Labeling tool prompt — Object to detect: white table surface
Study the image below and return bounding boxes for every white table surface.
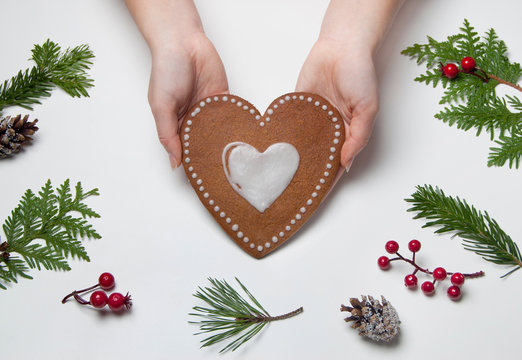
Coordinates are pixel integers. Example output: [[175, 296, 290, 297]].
[[1, 1, 521, 359]]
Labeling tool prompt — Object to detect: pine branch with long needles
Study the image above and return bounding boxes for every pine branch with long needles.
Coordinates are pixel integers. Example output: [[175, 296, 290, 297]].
[[402, 19, 522, 168], [405, 185, 522, 278], [189, 277, 303, 353], [0, 179, 101, 289], [0, 39, 94, 115]]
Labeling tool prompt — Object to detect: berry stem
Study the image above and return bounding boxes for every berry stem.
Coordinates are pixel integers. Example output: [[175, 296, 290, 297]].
[[465, 70, 489, 83], [73, 293, 90, 305], [389, 252, 484, 278], [61, 283, 99, 304]]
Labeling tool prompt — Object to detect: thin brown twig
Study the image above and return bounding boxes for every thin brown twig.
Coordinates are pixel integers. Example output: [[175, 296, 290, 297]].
[[487, 74, 522, 92]]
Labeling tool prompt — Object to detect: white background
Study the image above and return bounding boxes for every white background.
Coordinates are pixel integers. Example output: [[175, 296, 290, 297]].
[[1, 1, 521, 359]]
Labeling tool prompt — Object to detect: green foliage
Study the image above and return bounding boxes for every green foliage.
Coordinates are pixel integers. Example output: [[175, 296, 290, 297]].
[[190, 277, 303, 353], [402, 19, 522, 168], [406, 185, 522, 278], [0, 179, 101, 289], [0, 39, 94, 114]]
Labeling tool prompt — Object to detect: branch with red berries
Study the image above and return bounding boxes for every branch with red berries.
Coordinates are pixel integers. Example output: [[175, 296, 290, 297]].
[[62, 272, 132, 312], [378, 240, 484, 301], [402, 19, 522, 168]]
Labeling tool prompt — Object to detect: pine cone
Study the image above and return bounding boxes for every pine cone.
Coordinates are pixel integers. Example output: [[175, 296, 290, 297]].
[[341, 295, 400, 342], [0, 114, 39, 158]]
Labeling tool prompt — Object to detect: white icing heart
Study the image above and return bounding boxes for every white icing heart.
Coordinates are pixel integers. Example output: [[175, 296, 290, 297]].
[[222, 142, 300, 213]]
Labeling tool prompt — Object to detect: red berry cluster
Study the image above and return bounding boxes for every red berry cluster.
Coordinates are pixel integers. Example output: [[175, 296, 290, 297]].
[[62, 272, 132, 312], [378, 240, 484, 301], [440, 56, 488, 82]]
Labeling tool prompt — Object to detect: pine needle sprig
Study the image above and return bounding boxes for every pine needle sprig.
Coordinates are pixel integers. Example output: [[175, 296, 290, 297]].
[[0, 179, 101, 289], [406, 185, 522, 278], [401, 19, 522, 168], [0, 39, 94, 114], [190, 277, 303, 353]]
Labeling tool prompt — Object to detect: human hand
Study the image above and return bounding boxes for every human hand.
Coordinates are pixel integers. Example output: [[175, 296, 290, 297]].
[[296, 37, 378, 172], [149, 33, 228, 168]]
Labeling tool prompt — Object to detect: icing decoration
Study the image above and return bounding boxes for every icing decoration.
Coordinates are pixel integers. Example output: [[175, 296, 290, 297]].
[[222, 142, 300, 213]]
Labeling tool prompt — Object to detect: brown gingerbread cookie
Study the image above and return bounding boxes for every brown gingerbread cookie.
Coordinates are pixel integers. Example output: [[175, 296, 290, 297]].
[[180, 92, 345, 258]]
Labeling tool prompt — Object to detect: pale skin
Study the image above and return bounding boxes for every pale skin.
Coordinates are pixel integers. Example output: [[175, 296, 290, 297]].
[[125, 0, 403, 171]]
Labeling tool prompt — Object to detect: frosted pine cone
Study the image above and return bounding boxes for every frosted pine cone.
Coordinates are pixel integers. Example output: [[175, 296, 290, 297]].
[[0, 114, 38, 158], [341, 295, 400, 342]]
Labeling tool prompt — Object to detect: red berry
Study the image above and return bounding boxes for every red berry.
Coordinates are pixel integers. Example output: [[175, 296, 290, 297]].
[[442, 63, 459, 79], [447, 285, 462, 300], [89, 290, 108, 308], [404, 274, 418, 289], [98, 272, 115, 290], [433, 267, 447, 281], [408, 239, 421, 253], [451, 273, 465, 286], [385, 240, 399, 254], [421, 281, 435, 295], [461, 56, 476, 73], [108, 292, 132, 312], [378, 256, 390, 270]]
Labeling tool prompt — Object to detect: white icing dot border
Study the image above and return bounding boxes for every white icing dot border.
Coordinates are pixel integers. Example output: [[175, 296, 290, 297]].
[[182, 93, 343, 253]]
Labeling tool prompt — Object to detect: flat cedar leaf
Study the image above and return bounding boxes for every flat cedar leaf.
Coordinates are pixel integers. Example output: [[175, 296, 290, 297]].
[[435, 98, 521, 138], [402, 19, 522, 168], [0, 179, 100, 289], [488, 131, 522, 168]]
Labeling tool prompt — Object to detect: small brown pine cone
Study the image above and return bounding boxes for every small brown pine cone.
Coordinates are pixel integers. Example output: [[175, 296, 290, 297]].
[[0, 114, 39, 158], [341, 295, 400, 342]]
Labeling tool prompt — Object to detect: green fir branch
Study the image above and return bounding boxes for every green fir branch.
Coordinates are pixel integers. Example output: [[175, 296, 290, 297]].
[[0, 39, 94, 114], [405, 185, 522, 277], [0, 179, 101, 289], [190, 277, 303, 353], [402, 19, 522, 168]]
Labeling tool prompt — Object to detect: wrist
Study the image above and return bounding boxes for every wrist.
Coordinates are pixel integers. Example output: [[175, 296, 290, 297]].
[[149, 29, 206, 59], [126, 0, 205, 55], [313, 35, 374, 63], [319, 0, 404, 56]]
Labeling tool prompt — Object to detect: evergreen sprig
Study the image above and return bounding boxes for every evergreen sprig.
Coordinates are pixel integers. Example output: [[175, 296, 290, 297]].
[[0, 179, 101, 289], [402, 19, 522, 168], [190, 277, 303, 353], [0, 39, 94, 115], [406, 184, 522, 278]]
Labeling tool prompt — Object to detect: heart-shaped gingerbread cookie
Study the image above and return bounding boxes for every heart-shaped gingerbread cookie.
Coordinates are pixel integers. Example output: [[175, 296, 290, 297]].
[[181, 93, 345, 258]]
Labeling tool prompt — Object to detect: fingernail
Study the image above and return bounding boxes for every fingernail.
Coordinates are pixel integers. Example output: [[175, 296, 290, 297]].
[[345, 160, 353, 173], [169, 154, 179, 169]]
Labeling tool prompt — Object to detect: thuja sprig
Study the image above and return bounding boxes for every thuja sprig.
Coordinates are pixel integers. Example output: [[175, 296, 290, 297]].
[[405, 184, 522, 278], [189, 277, 303, 353], [0, 39, 94, 115], [401, 19, 522, 168], [0, 179, 101, 289]]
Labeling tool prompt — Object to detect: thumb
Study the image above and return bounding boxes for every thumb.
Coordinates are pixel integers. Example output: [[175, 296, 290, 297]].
[[340, 106, 377, 169], [149, 101, 183, 169]]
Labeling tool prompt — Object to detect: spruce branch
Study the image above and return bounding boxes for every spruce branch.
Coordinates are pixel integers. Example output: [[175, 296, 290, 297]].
[[405, 185, 522, 278], [0, 179, 101, 289], [189, 277, 303, 353], [402, 19, 522, 168], [0, 39, 94, 114]]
